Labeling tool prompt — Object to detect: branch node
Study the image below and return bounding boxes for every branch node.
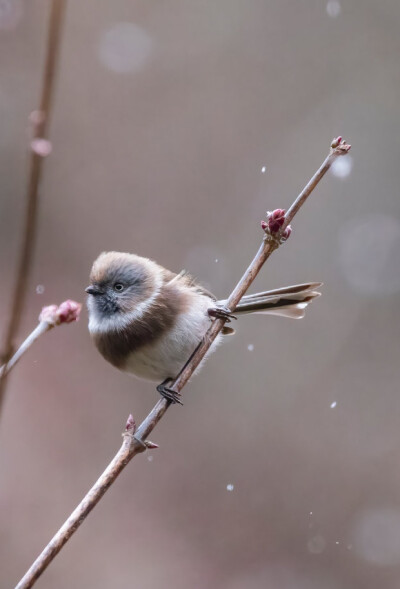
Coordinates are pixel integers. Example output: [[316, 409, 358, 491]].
[[132, 436, 148, 453]]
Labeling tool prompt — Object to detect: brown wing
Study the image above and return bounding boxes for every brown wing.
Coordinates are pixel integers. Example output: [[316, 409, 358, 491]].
[[163, 268, 234, 332], [164, 268, 216, 301]]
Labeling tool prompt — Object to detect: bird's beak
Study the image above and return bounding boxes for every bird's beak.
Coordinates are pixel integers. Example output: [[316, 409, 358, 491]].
[[85, 285, 103, 295]]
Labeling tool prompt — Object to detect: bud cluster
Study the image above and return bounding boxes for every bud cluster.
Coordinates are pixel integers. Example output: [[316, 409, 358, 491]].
[[261, 209, 292, 243]]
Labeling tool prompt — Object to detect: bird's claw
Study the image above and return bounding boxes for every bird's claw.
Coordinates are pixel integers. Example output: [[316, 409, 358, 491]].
[[208, 306, 237, 323], [156, 383, 183, 405]]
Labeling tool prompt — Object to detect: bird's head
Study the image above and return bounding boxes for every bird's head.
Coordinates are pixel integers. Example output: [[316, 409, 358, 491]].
[[86, 252, 162, 332]]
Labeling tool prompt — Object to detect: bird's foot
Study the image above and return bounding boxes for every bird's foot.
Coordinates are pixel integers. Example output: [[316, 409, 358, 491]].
[[208, 306, 237, 323], [156, 380, 183, 405]]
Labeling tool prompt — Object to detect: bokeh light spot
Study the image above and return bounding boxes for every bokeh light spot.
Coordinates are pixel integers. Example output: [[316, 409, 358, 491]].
[[330, 155, 353, 178], [98, 22, 153, 74], [326, 0, 341, 18], [339, 214, 400, 296], [352, 507, 400, 566], [0, 0, 23, 30]]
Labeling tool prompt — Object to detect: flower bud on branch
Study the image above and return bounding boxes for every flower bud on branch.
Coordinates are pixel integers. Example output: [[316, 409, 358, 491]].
[[39, 300, 81, 326], [261, 209, 292, 244]]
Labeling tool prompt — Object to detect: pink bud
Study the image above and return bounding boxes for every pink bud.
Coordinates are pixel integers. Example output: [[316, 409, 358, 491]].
[[281, 225, 292, 241], [56, 300, 82, 324], [270, 208, 286, 220], [261, 220, 268, 231], [331, 136, 343, 148], [31, 138, 52, 157], [125, 414, 136, 432], [268, 209, 286, 233], [39, 300, 82, 326]]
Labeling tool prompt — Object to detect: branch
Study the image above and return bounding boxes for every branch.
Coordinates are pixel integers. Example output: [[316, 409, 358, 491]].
[[0, 301, 81, 379], [0, 0, 67, 417], [15, 137, 351, 589]]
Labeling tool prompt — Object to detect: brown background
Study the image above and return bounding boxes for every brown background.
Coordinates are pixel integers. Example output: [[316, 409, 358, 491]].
[[1, 1, 400, 587]]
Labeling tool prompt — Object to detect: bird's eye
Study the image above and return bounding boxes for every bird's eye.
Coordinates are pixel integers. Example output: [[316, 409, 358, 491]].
[[113, 283, 124, 292]]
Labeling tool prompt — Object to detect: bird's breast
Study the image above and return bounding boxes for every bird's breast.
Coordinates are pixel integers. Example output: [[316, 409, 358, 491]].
[[123, 293, 218, 381], [90, 286, 220, 382]]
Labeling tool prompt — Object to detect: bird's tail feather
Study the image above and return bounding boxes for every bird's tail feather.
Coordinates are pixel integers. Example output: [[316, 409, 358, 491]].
[[218, 282, 322, 321]]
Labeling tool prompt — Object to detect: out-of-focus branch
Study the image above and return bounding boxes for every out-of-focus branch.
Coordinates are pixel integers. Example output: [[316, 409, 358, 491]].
[[0, 0, 67, 416], [15, 137, 351, 589], [0, 301, 81, 379]]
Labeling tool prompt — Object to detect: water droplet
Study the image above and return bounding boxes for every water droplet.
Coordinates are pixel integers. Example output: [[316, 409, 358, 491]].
[[147, 455, 153, 462], [261, 166, 267, 174], [326, 0, 341, 17], [215, 259, 219, 263], [98, 22, 153, 74], [36, 285, 45, 295], [330, 155, 353, 178], [330, 401, 337, 409], [309, 511, 313, 516], [335, 541, 340, 545], [247, 344, 254, 352], [226, 483, 234, 491]]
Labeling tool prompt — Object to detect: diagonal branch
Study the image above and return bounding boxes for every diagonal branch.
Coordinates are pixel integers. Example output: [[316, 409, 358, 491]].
[[15, 137, 351, 589], [0, 0, 67, 418]]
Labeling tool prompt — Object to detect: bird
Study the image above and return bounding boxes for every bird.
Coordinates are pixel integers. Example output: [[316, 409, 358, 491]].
[[86, 251, 321, 404]]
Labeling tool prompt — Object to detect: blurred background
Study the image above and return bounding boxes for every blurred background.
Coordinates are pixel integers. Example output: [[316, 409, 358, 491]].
[[1, 0, 400, 587]]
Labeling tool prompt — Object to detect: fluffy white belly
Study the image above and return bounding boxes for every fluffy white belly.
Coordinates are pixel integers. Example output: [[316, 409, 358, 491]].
[[124, 296, 222, 382]]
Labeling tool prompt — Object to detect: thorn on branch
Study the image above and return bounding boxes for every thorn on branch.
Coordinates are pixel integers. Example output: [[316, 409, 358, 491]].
[[144, 440, 159, 449], [39, 300, 82, 326]]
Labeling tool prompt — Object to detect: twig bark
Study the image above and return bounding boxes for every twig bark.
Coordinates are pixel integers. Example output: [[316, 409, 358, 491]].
[[0, 0, 67, 417], [15, 138, 351, 589]]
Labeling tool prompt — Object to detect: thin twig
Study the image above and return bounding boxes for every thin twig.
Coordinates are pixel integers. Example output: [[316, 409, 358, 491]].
[[15, 137, 351, 589], [0, 301, 81, 379], [0, 322, 50, 379], [0, 0, 67, 417]]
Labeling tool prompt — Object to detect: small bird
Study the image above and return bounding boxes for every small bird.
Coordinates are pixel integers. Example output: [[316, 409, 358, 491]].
[[86, 251, 321, 403]]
